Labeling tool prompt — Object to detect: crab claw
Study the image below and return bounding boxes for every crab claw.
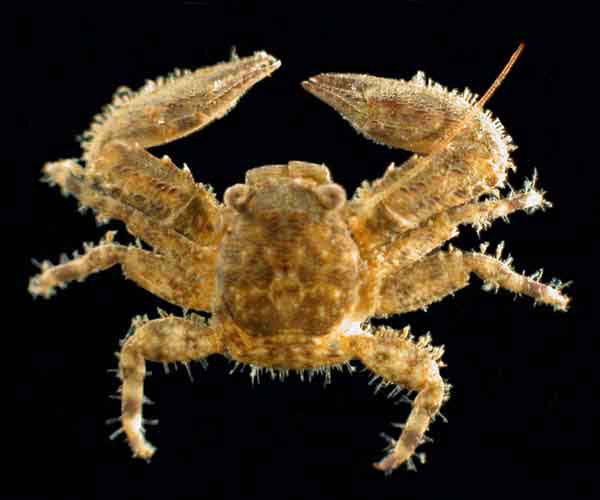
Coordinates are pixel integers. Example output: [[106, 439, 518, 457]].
[[303, 72, 465, 154], [302, 73, 370, 127], [84, 51, 282, 163]]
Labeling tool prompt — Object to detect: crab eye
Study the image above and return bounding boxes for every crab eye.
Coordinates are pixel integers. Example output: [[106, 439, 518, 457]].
[[315, 184, 346, 210], [224, 184, 251, 211]]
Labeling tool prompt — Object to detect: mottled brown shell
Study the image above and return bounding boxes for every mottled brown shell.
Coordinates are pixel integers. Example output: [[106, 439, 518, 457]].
[[217, 162, 360, 339]]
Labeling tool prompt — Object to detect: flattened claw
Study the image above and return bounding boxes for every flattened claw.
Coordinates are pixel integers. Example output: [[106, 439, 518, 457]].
[[84, 51, 281, 162], [303, 72, 473, 154]]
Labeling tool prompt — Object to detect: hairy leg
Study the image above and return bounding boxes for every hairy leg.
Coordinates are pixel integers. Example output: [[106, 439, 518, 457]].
[[42, 160, 216, 271], [343, 326, 447, 472], [117, 315, 224, 459], [88, 140, 222, 246], [377, 246, 570, 316], [29, 232, 216, 311], [378, 180, 548, 268]]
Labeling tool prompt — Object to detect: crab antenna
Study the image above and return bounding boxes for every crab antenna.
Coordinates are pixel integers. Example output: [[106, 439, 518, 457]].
[[476, 41, 525, 110]]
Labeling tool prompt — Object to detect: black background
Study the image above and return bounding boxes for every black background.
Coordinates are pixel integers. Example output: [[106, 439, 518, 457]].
[[8, 3, 594, 500]]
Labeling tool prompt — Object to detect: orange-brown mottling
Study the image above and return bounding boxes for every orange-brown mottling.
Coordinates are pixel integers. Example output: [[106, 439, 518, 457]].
[[30, 47, 570, 473], [218, 174, 360, 339]]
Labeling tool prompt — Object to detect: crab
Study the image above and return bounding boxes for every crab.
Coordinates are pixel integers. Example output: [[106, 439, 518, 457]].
[[29, 47, 570, 473]]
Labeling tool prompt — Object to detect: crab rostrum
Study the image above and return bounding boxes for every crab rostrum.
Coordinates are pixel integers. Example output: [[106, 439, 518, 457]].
[[29, 49, 570, 473]]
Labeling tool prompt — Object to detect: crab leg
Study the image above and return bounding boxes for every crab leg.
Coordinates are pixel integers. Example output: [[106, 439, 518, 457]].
[[117, 316, 224, 459], [46, 139, 223, 246], [377, 182, 548, 268], [345, 326, 447, 472], [29, 232, 216, 311], [42, 160, 215, 269], [88, 140, 222, 246], [377, 246, 570, 316]]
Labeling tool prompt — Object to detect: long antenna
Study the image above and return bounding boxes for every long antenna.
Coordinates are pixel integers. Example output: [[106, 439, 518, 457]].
[[476, 41, 525, 110]]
